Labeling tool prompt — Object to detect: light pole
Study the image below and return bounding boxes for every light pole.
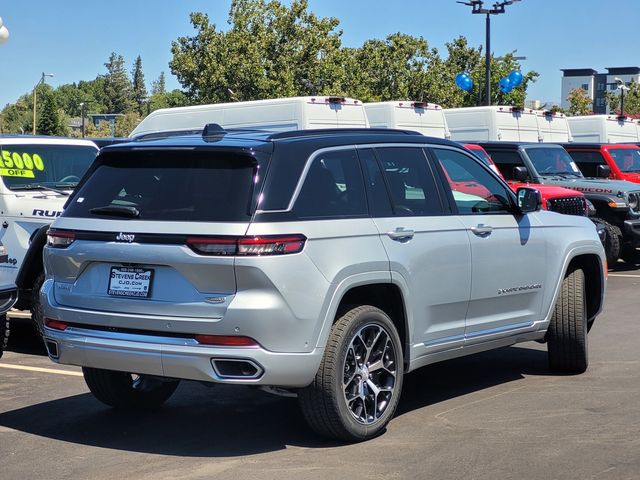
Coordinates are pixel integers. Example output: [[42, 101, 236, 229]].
[[457, 0, 521, 106], [32, 72, 54, 135], [79, 102, 87, 138], [615, 77, 629, 118]]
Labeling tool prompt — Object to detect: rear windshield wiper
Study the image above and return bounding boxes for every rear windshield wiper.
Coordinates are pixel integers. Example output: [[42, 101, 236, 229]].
[[89, 205, 140, 218], [12, 184, 70, 196]]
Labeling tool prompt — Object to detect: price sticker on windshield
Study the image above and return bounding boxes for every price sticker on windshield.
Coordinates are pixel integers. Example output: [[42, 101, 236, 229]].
[[0, 150, 45, 178], [570, 161, 580, 173]]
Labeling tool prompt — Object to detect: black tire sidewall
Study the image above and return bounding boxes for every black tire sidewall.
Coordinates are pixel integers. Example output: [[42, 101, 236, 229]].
[[331, 307, 404, 439]]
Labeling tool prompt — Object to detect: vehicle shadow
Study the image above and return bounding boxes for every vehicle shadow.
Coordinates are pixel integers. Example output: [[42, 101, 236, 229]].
[[6, 316, 47, 356], [0, 344, 550, 456]]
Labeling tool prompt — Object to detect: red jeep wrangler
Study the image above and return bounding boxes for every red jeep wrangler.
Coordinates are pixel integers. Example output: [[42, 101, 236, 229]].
[[563, 143, 640, 183]]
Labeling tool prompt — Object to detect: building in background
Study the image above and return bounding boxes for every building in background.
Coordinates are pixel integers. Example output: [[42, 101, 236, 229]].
[[561, 67, 640, 114]]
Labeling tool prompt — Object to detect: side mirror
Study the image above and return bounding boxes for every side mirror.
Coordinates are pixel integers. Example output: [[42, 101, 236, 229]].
[[516, 187, 542, 214], [513, 166, 529, 182], [597, 164, 611, 178]]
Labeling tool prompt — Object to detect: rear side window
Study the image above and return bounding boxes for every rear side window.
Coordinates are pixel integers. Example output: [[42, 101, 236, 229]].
[[566, 151, 606, 177], [293, 148, 367, 218], [484, 149, 525, 180], [64, 150, 259, 222], [373, 147, 443, 216]]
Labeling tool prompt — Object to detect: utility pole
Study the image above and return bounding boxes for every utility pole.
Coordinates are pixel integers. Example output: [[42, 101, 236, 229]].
[[457, 0, 522, 106]]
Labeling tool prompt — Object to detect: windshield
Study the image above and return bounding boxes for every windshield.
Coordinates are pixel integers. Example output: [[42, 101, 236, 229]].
[[608, 148, 640, 173], [526, 147, 582, 177], [0, 144, 98, 191]]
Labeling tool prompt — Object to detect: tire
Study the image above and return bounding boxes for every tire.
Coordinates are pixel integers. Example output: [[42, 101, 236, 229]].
[[298, 305, 404, 442], [547, 268, 588, 374], [82, 367, 179, 409], [594, 218, 621, 265], [30, 271, 45, 339], [0, 314, 9, 359]]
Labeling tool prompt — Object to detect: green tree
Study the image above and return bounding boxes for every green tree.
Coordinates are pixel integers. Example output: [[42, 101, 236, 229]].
[[131, 55, 148, 116], [37, 90, 68, 136], [148, 89, 189, 112], [102, 52, 133, 113], [170, 1, 344, 103], [115, 111, 141, 136], [567, 87, 593, 116], [606, 80, 640, 116], [151, 72, 166, 95]]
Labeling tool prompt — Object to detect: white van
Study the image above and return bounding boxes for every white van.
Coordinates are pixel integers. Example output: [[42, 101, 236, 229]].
[[567, 115, 640, 143], [130, 96, 369, 138], [535, 110, 572, 143], [0, 136, 99, 328], [364, 101, 450, 138], [443, 106, 540, 142]]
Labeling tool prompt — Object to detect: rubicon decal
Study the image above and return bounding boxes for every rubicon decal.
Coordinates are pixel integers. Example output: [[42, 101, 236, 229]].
[[32, 209, 62, 217], [498, 284, 542, 295], [573, 187, 614, 194], [115, 232, 136, 243]]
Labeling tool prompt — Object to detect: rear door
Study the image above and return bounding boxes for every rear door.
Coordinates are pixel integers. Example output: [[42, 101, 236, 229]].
[[430, 147, 548, 342], [359, 146, 472, 356]]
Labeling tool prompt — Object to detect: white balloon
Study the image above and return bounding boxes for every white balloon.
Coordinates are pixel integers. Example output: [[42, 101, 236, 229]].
[[0, 26, 9, 45], [0, 16, 3, 28]]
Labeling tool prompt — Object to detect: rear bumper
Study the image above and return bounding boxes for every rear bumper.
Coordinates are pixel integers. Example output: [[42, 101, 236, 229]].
[[0, 286, 18, 314], [43, 326, 323, 388]]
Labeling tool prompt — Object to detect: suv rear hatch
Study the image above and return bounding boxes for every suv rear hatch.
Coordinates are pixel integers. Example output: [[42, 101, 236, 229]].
[[46, 146, 268, 321]]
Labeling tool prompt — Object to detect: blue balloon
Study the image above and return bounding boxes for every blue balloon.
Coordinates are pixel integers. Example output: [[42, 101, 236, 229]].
[[508, 70, 523, 88], [499, 77, 513, 94], [455, 72, 473, 92]]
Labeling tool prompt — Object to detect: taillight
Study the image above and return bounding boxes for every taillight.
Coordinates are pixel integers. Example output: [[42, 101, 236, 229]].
[[44, 318, 68, 331], [194, 335, 259, 347], [187, 234, 306, 256], [47, 229, 75, 248]]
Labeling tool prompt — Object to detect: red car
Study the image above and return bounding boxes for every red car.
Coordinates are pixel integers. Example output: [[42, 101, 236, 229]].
[[563, 143, 640, 183]]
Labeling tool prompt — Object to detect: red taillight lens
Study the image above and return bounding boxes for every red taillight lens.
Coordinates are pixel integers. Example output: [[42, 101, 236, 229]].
[[187, 234, 306, 256], [194, 335, 259, 347], [47, 229, 75, 248], [44, 318, 68, 331]]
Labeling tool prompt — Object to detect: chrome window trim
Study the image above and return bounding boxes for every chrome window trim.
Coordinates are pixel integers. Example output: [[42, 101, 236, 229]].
[[256, 142, 453, 214]]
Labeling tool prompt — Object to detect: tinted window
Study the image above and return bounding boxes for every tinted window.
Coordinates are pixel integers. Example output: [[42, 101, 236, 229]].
[[64, 150, 259, 222], [608, 148, 640, 173], [566, 150, 606, 177], [0, 144, 97, 190], [484, 149, 525, 180], [432, 148, 513, 215], [358, 148, 393, 217], [374, 147, 442, 216], [293, 148, 367, 218]]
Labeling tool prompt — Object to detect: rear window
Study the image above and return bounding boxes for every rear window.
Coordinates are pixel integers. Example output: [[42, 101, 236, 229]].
[[0, 144, 98, 190], [64, 150, 260, 222]]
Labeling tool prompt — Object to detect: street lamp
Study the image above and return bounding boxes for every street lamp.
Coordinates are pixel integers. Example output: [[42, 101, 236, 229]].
[[615, 77, 629, 118], [457, 0, 522, 106], [79, 102, 87, 138], [32, 72, 54, 135]]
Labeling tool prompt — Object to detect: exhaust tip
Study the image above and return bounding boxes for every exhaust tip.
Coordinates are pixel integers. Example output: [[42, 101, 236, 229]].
[[45, 340, 59, 359], [211, 359, 263, 380]]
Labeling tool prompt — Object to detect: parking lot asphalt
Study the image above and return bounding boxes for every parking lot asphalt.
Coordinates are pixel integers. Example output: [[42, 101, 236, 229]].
[[1, 272, 640, 480]]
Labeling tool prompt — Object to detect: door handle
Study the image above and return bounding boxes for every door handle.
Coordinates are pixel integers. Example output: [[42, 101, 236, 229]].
[[387, 227, 415, 242], [470, 224, 493, 237]]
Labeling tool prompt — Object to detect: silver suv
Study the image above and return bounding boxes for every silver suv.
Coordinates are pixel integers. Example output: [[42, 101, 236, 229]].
[[41, 127, 606, 441]]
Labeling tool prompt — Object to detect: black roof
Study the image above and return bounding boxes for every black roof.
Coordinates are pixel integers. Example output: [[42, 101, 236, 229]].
[[561, 68, 597, 77], [561, 142, 640, 149], [102, 128, 459, 154], [473, 141, 565, 149]]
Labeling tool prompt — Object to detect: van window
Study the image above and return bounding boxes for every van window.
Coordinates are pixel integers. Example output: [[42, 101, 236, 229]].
[[432, 148, 513, 215], [64, 150, 260, 222], [373, 147, 443, 216], [293, 148, 367, 219]]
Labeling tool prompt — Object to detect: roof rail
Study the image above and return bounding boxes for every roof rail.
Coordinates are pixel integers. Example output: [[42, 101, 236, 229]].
[[267, 128, 423, 140]]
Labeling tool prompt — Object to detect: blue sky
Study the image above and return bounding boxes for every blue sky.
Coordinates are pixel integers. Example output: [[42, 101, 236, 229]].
[[1, 0, 639, 108]]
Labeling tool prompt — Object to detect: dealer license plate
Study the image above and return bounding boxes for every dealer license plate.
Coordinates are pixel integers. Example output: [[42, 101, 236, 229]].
[[108, 267, 154, 298]]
